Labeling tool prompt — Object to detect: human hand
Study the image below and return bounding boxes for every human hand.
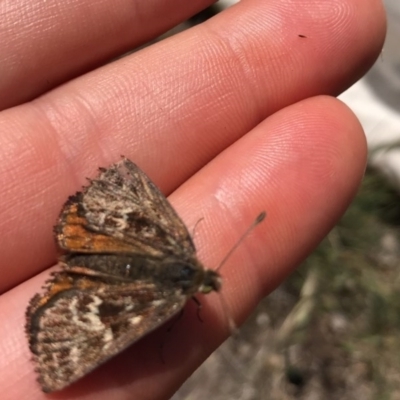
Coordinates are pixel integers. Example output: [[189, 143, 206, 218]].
[[0, 0, 385, 399]]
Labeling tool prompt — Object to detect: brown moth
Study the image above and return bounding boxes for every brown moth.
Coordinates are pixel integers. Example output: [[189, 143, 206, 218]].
[[25, 157, 264, 392]]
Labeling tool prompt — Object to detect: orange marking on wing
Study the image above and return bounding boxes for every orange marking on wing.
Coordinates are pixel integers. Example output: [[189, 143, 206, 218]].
[[56, 203, 133, 253], [36, 274, 73, 308]]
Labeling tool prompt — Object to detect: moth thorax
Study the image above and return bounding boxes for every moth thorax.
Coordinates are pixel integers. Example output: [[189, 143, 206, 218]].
[[200, 269, 222, 294]]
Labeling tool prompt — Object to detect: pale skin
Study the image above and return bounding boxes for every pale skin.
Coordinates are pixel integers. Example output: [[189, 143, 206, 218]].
[[0, 0, 386, 399]]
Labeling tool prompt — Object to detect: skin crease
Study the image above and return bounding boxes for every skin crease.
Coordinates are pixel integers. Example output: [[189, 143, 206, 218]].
[[0, 0, 386, 399]]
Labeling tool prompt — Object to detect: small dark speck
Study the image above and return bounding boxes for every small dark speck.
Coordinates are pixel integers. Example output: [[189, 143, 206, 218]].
[[298, 34, 307, 38]]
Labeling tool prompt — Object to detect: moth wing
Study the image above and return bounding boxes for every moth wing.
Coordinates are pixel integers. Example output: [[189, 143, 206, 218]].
[[26, 274, 186, 393], [55, 158, 195, 258]]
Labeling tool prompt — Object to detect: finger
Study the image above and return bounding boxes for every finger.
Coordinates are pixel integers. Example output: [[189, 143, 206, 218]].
[[0, 0, 384, 290], [0, 0, 216, 109], [171, 97, 367, 325], [0, 97, 366, 399]]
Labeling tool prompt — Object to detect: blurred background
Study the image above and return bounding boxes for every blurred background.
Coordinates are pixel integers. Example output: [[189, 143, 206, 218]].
[[162, 1, 400, 398]]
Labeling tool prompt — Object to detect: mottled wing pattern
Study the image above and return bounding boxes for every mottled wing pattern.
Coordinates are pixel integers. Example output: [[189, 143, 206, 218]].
[[27, 272, 186, 393], [56, 158, 195, 258], [26, 158, 222, 393]]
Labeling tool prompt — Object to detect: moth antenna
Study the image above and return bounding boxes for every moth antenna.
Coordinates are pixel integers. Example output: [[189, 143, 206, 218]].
[[216, 211, 266, 272], [191, 217, 204, 241], [214, 212, 266, 336]]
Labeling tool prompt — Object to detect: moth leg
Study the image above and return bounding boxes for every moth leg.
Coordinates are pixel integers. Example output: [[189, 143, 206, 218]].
[[158, 309, 186, 364], [191, 296, 203, 323]]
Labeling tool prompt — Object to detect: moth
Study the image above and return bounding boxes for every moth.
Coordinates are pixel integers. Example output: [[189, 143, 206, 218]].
[[25, 157, 264, 392]]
